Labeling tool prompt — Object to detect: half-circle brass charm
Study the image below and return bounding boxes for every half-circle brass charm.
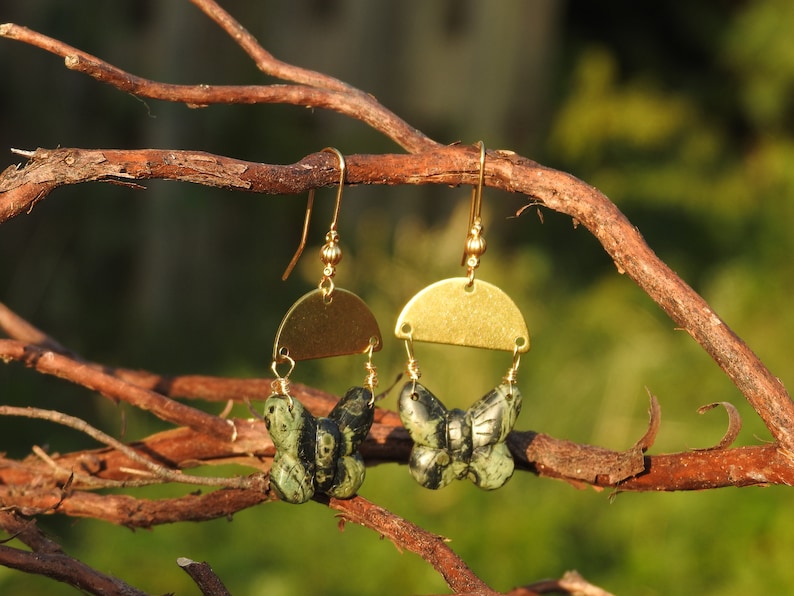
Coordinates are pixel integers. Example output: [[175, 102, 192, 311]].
[[394, 277, 529, 353], [274, 288, 382, 362]]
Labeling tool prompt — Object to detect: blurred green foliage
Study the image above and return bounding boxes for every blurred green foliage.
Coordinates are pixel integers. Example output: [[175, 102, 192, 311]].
[[2, 1, 794, 594]]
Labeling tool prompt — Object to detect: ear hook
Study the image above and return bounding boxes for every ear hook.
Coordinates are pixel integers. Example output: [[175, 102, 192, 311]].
[[462, 141, 488, 285], [468, 140, 486, 234], [281, 147, 346, 281]]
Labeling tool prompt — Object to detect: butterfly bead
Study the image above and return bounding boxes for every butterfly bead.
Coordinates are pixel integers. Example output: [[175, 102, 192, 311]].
[[264, 386, 374, 504], [398, 381, 522, 490]]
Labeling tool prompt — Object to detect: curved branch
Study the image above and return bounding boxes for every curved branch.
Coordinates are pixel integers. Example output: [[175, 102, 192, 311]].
[[0, 512, 147, 595], [327, 495, 495, 595], [0, 545, 148, 596], [178, 557, 231, 596], [188, 0, 357, 93], [0, 22, 437, 153], [512, 434, 794, 491], [0, 405, 256, 489], [0, 339, 235, 441], [0, 479, 273, 529], [3, 308, 785, 493]]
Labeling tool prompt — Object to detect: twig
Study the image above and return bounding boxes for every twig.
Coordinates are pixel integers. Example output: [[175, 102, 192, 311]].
[[0, 302, 72, 355], [2, 487, 272, 528], [177, 557, 232, 596], [516, 570, 615, 595], [0, 339, 236, 441], [0, 21, 437, 153], [326, 495, 496, 595], [0, 405, 252, 489], [188, 0, 354, 92], [0, 545, 150, 595], [0, 511, 63, 554], [0, 511, 148, 595]]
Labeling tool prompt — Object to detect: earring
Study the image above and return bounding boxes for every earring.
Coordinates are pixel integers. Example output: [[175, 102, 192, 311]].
[[264, 148, 382, 504], [395, 141, 530, 491]]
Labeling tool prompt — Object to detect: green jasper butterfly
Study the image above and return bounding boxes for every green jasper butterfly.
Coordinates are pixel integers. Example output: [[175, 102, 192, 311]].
[[264, 386, 374, 504], [398, 381, 522, 490]]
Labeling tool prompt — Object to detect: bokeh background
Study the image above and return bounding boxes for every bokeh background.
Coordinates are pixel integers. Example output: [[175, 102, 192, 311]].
[[2, 1, 794, 594]]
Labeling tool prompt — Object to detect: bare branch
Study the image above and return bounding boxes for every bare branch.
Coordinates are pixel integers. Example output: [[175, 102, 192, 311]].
[[516, 570, 616, 596], [177, 557, 232, 596], [0, 512, 147, 595], [0, 405, 255, 489], [188, 0, 354, 92], [0, 302, 73, 355], [327, 495, 496, 595], [0, 22, 437, 153], [0, 546, 149, 596], [0, 339, 235, 441]]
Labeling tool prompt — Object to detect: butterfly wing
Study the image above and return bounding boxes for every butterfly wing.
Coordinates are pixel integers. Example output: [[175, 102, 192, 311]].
[[409, 444, 465, 489], [314, 417, 341, 493], [398, 382, 448, 448], [466, 383, 522, 490], [469, 383, 522, 448], [325, 453, 366, 499], [263, 395, 317, 504], [319, 386, 375, 498], [328, 386, 375, 455], [467, 442, 515, 490], [399, 382, 459, 489]]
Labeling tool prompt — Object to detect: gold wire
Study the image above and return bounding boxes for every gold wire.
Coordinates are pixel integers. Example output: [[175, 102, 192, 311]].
[[402, 333, 422, 396], [503, 343, 522, 397], [281, 147, 346, 284], [270, 353, 296, 408], [463, 141, 487, 285], [363, 340, 379, 405]]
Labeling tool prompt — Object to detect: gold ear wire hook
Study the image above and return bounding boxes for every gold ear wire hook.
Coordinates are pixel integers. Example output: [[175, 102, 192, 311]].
[[325, 147, 345, 234], [281, 189, 315, 281], [468, 140, 486, 232], [281, 147, 347, 282], [462, 141, 488, 284]]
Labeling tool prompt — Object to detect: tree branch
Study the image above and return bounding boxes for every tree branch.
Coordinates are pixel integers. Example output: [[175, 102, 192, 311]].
[[3, 146, 791, 457], [1, 333, 792, 498], [0, 512, 148, 595], [0, 22, 436, 153], [0, 338, 235, 441], [177, 557, 232, 596], [327, 495, 495, 595]]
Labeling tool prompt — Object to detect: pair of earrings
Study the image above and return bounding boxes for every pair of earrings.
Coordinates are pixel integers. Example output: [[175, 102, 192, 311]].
[[264, 143, 529, 504]]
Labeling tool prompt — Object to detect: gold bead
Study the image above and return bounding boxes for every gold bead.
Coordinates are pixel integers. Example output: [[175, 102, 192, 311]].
[[465, 233, 487, 258], [320, 242, 343, 266]]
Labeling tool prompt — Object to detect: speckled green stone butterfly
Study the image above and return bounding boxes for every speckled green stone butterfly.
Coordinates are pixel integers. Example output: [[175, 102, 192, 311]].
[[264, 386, 374, 504], [398, 381, 522, 490]]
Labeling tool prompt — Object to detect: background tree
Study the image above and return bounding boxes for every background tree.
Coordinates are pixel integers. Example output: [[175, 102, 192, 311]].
[[2, 1, 794, 594]]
